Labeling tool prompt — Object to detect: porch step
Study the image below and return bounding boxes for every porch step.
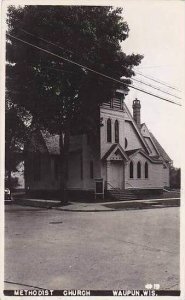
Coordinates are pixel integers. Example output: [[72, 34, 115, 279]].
[[107, 188, 173, 201], [107, 189, 138, 201]]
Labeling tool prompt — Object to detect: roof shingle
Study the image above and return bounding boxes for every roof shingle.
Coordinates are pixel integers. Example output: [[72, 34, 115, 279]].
[[41, 131, 60, 155], [149, 132, 172, 163]]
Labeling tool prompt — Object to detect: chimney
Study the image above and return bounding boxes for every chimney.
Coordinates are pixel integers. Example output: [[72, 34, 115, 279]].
[[132, 98, 141, 127]]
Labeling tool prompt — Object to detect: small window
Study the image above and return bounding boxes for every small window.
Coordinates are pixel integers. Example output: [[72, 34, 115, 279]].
[[90, 161, 94, 179], [137, 161, 141, 179], [115, 120, 119, 143], [130, 161, 134, 178], [145, 162, 148, 178], [125, 138, 128, 149], [107, 119, 112, 143]]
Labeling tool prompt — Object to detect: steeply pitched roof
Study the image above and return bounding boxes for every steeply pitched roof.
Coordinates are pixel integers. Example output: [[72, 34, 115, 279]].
[[26, 130, 48, 153], [29, 130, 82, 155], [149, 132, 172, 163], [127, 148, 163, 164], [41, 131, 60, 155], [140, 122, 171, 163], [123, 104, 151, 155]]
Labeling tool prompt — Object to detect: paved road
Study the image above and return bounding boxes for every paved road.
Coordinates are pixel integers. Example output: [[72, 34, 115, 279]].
[[4, 204, 180, 290]]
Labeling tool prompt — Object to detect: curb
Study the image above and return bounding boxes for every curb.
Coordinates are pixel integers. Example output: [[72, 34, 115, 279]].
[[55, 208, 114, 212], [13, 197, 180, 212]]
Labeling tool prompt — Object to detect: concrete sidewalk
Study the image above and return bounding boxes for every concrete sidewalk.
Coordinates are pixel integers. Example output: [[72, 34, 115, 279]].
[[57, 198, 180, 212], [14, 198, 113, 211], [14, 197, 180, 212]]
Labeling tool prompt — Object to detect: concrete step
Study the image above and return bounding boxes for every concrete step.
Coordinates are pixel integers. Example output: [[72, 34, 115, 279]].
[[108, 190, 138, 201], [108, 189, 180, 201], [110, 194, 137, 199]]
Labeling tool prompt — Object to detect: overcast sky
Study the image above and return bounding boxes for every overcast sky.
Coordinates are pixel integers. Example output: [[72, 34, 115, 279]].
[[121, 0, 184, 168]]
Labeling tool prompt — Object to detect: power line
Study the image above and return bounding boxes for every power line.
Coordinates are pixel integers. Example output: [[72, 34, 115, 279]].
[[30, 64, 181, 105], [131, 84, 181, 106], [124, 76, 181, 100], [21, 28, 182, 98], [135, 71, 181, 92], [6, 33, 182, 107]]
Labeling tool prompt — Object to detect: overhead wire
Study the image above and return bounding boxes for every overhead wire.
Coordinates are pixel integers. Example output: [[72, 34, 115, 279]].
[[123, 76, 181, 100], [21, 28, 182, 99], [135, 70, 181, 92], [6, 33, 182, 107]]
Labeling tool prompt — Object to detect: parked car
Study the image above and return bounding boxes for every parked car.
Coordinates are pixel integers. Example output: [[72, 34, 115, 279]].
[[4, 187, 13, 203]]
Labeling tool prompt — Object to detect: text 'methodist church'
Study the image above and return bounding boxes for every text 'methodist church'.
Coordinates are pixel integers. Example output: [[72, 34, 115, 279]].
[[25, 89, 172, 199]]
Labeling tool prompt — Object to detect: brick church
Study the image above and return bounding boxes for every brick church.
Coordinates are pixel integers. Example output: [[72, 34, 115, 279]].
[[25, 90, 172, 198]]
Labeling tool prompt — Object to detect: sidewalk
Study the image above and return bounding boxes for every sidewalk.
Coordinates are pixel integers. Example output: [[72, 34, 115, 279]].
[[57, 198, 180, 212], [14, 197, 180, 212]]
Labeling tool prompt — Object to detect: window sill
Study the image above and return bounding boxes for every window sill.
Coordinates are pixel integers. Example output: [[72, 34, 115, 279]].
[[128, 178, 149, 180]]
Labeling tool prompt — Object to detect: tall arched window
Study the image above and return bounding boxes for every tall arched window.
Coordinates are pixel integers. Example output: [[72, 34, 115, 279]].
[[145, 162, 148, 178], [130, 161, 134, 178], [115, 120, 119, 143], [125, 138, 128, 149], [137, 161, 141, 178], [107, 119, 112, 143]]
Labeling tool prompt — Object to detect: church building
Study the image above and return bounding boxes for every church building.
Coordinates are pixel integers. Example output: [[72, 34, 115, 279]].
[[25, 90, 172, 199]]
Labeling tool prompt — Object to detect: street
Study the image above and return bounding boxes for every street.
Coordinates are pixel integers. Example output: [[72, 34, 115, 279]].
[[4, 204, 180, 291]]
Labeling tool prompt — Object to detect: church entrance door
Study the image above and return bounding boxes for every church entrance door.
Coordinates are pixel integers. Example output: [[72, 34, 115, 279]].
[[109, 161, 124, 189]]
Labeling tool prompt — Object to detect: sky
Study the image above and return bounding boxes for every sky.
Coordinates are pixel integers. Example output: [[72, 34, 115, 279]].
[[120, 0, 185, 168]]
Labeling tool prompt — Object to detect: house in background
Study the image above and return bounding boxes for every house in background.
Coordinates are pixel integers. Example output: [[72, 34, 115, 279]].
[[25, 91, 172, 199], [11, 161, 25, 190]]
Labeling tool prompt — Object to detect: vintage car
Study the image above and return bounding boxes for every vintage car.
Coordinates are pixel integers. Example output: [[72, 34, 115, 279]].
[[4, 187, 13, 203]]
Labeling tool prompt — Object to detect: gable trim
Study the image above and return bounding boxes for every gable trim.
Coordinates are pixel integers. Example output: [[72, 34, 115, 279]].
[[102, 144, 129, 161], [128, 149, 163, 164], [141, 123, 161, 156], [149, 131, 172, 163]]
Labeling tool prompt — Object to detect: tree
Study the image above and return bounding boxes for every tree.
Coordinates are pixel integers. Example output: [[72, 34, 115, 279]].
[[6, 5, 143, 202], [170, 167, 181, 189], [5, 99, 31, 191]]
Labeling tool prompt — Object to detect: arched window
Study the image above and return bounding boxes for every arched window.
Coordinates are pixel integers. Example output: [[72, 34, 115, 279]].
[[125, 138, 128, 149], [130, 161, 134, 178], [137, 161, 141, 178], [107, 119, 112, 143], [145, 162, 148, 178], [115, 120, 119, 143]]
